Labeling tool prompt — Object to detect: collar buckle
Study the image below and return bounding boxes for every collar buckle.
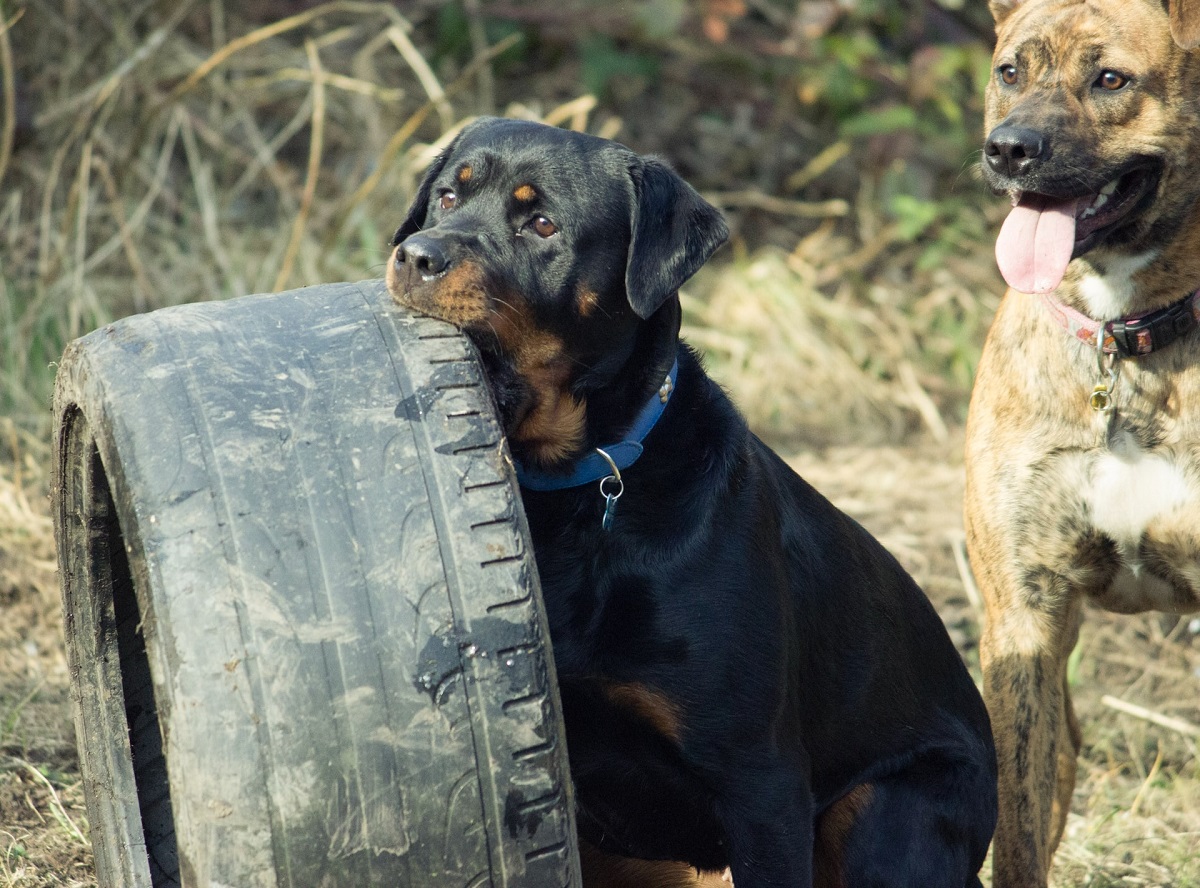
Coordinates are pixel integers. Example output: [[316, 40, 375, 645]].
[[1108, 297, 1198, 357]]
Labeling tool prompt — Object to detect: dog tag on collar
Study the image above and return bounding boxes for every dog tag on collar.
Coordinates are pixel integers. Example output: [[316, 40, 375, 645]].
[[1089, 383, 1113, 412], [599, 474, 623, 531]]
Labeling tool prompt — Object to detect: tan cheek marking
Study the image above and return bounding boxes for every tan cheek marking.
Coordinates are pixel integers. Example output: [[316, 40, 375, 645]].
[[514, 397, 587, 466], [601, 681, 685, 744], [513, 184, 537, 202], [488, 305, 587, 465], [457, 164, 472, 183], [576, 285, 600, 318], [511, 342, 587, 466], [386, 256, 490, 326]]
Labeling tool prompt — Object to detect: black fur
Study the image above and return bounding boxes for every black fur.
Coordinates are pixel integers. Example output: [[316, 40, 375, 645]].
[[388, 118, 998, 887]]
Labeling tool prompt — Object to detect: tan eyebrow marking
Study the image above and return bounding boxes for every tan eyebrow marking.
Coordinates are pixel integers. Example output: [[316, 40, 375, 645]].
[[513, 184, 537, 202], [457, 165, 473, 183]]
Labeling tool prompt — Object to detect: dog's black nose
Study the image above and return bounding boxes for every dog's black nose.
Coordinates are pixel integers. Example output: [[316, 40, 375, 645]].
[[396, 236, 450, 277], [984, 125, 1048, 178]]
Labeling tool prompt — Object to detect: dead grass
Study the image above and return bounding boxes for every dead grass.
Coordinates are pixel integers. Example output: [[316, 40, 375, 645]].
[[0, 422, 89, 888], [1, 1, 1198, 885], [683, 237, 1002, 448]]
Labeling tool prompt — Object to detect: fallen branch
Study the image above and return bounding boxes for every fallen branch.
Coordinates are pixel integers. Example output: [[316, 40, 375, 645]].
[[704, 189, 850, 219], [1100, 695, 1200, 740]]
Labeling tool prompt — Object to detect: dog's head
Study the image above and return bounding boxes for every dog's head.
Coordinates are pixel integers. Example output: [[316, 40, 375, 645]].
[[387, 117, 728, 469], [981, 0, 1200, 294]]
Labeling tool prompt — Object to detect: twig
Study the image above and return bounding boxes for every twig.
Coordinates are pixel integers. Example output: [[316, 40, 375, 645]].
[[949, 531, 983, 617], [705, 189, 850, 219], [92, 157, 154, 312], [322, 31, 523, 248], [274, 39, 326, 292], [1128, 740, 1163, 817], [226, 92, 310, 210], [179, 111, 237, 291], [72, 140, 94, 304], [815, 222, 901, 288], [0, 7, 21, 190], [241, 68, 405, 100], [897, 360, 948, 442], [784, 140, 850, 192], [462, 0, 495, 114], [36, 0, 197, 126], [69, 113, 182, 281], [1101, 695, 1200, 739], [543, 95, 597, 131], [164, 0, 390, 106], [4, 758, 88, 846], [386, 24, 454, 131]]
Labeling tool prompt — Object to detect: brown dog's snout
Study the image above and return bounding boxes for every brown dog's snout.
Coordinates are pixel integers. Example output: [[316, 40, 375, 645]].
[[984, 124, 1048, 179], [395, 234, 451, 279]]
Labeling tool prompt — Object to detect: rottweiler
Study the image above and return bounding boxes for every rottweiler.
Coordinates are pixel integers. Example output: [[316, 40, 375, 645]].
[[388, 117, 997, 888], [966, 0, 1200, 884]]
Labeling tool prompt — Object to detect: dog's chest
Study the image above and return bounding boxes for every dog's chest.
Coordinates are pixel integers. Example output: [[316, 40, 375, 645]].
[[1087, 447, 1190, 544], [1066, 429, 1199, 612]]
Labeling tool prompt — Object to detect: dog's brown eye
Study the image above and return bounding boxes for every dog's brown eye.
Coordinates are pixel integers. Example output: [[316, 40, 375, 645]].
[[999, 64, 1018, 85], [532, 216, 558, 238], [439, 191, 457, 211], [1097, 70, 1127, 90]]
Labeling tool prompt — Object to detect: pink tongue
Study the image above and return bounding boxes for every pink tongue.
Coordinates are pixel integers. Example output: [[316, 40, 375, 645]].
[[995, 194, 1081, 294]]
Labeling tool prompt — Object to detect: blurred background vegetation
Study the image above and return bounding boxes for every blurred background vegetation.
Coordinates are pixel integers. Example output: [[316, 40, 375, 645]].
[[0, 0, 1008, 462]]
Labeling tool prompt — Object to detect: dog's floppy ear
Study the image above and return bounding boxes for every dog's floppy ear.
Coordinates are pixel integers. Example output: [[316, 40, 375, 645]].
[[1168, 0, 1200, 48], [388, 133, 462, 248], [625, 157, 729, 320]]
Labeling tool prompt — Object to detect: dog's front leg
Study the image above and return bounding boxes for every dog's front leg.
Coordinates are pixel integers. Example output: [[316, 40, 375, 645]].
[[717, 755, 814, 888], [979, 593, 1083, 888]]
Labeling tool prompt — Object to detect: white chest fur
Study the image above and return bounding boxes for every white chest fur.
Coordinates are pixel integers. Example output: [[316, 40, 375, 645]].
[[1084, 439, 1195, 611], [1077, 250, 1157, 319], [1089, 450, 1191, 545]]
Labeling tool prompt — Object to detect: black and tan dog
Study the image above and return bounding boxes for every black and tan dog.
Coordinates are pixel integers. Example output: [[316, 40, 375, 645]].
[[389, 117, 996, 887], [966, 0, 1200, 884]]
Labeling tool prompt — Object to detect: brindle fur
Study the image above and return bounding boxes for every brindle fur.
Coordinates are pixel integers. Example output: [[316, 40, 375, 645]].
[[966, 0, 1200, 884]]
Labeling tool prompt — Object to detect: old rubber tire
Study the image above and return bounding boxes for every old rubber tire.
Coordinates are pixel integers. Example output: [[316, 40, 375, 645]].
[[51, 280, 581, 888]]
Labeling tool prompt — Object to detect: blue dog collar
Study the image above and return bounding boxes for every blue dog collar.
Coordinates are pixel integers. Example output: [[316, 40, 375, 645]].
[[515, 358, 679, 492]]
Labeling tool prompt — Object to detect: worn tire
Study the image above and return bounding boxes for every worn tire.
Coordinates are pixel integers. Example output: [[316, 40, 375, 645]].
[[51, 279, 580, 888]]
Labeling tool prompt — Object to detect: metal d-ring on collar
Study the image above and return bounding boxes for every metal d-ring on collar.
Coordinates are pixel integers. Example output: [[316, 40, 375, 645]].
[[514, 357, 679, 531], [594, 446, 624, 531], [1089, 329, 1120, 413]]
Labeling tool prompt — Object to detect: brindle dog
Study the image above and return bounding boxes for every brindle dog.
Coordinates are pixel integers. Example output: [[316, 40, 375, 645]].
[[966, 0, 1200, 884]]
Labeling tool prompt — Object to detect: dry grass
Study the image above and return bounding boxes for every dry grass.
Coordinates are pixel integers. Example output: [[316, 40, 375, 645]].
[[1, 0, 589, 447], [683, 236, 1002, 447], [0, 420, 89, 888], [1, 1, 1198, 885]]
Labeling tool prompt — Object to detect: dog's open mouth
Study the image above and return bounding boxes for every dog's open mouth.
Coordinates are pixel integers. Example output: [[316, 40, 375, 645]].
[[995, 165, 1160, 294]]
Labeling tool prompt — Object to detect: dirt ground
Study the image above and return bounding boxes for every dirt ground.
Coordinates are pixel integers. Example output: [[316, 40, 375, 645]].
[[2, 425, 1197, 886]]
